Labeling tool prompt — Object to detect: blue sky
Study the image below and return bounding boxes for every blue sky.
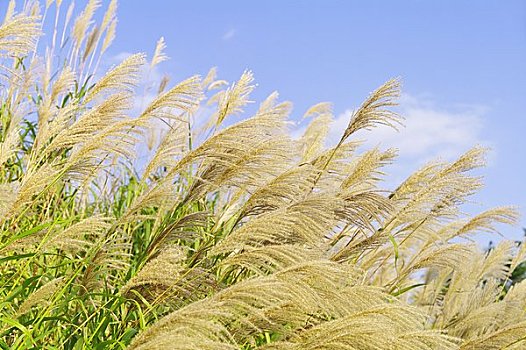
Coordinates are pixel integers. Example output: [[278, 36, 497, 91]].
[[4, 1, 526, 242]]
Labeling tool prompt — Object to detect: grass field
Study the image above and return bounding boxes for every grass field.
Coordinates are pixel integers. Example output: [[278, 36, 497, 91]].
[[0, 1, 525, 349]]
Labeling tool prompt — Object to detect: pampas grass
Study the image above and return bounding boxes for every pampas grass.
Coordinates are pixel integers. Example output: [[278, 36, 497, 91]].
[[0, 1, 523, 349]]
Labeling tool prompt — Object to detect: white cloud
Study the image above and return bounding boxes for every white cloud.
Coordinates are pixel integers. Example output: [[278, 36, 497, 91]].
[[108, 51, 134, 64], [222, 28, 236, 41]]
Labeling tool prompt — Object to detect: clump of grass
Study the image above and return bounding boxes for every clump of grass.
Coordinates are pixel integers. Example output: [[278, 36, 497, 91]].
[[0, 1, 524, 349]]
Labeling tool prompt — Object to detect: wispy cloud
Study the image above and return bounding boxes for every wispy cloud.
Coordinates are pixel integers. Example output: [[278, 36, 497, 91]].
[[108, 51, 134, 64], [222, 28, 236, 41]]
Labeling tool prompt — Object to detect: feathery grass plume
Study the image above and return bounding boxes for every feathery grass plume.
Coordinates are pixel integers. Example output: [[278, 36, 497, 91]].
[[139, 75, 203, 121], [100, 18, 116, 54], [157, 74, 170, 94], [214, 190, 390, 260], [350, 151, 501, 290], [128, 261, 418, 350], [6, 163, 60, 220], [389, 161, 443, 204], [142, 120, 188, 180], [238, 164, 320, 218], [325, 189, 395, 260], [480, 240, 516, 280], [62, 109, 147, 184], [186, 135, 293, 203], [202, 66, 218, 89], [299, 102, 333, 162], [41, 90, 142, 183], [81, 24, 99, 62], [459, 322, 526, 350], [261, 307, 458, 350], [139, 73, 197, 154], [127, 277, 288, 349], [29, 1, 41, 17], [150, 36, 168, 68], [257, 90, 280, 114], [43, 215, 110, 253], [414, 206, 519, 249], [213, 69, 255, 126], [213, 196, 339, 255], [283, 265, 454, 349], [454, 206, 519, 238], [270, 260, 367, 316], [338, 190, 393, 232], [47, 92, 130, 151], [388, 167, 483, 230], [33, 102, 79, 157], [301, 101, 333, 121], [415, 241, 526, 348], [60, 1, 75, 46], [442, 145, 487, 175], [49, 65, 75, 103], [121, 247, 215, 306], [338, 78, 403, 145], [173, 101, 292, 200], [16, 277, 64, 316], [503, 280, 526, 315], [145, 211, 210, 257], [71, 0, 100, 53], [340, 147, 397, 192], [2, 215, 110, 255], [0, 183, 17, 218], [395, 331, 460, 350], [80, 232, 132, 292], [207, 78, 229, 93], [393, 243, 475, 285], [219, 245, 323, 276], [308, 141, 363, 190], [3, 1, 16, 23], [118, 179, 177, 224], [392, 211, 516, 284], [0, 111, 22, 167], [100, 0, 117, 32], [84, 52, 146, 103], [0, 13, 41, 58]]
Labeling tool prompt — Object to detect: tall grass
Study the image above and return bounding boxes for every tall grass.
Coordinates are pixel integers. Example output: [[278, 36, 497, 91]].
[[0, 1, 524, 349]]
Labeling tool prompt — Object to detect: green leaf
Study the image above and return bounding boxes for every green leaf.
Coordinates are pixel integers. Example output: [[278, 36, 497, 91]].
[[392, 283, 426, 297], [388, 233, 399, 268], [0, 253, 35, 263]]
